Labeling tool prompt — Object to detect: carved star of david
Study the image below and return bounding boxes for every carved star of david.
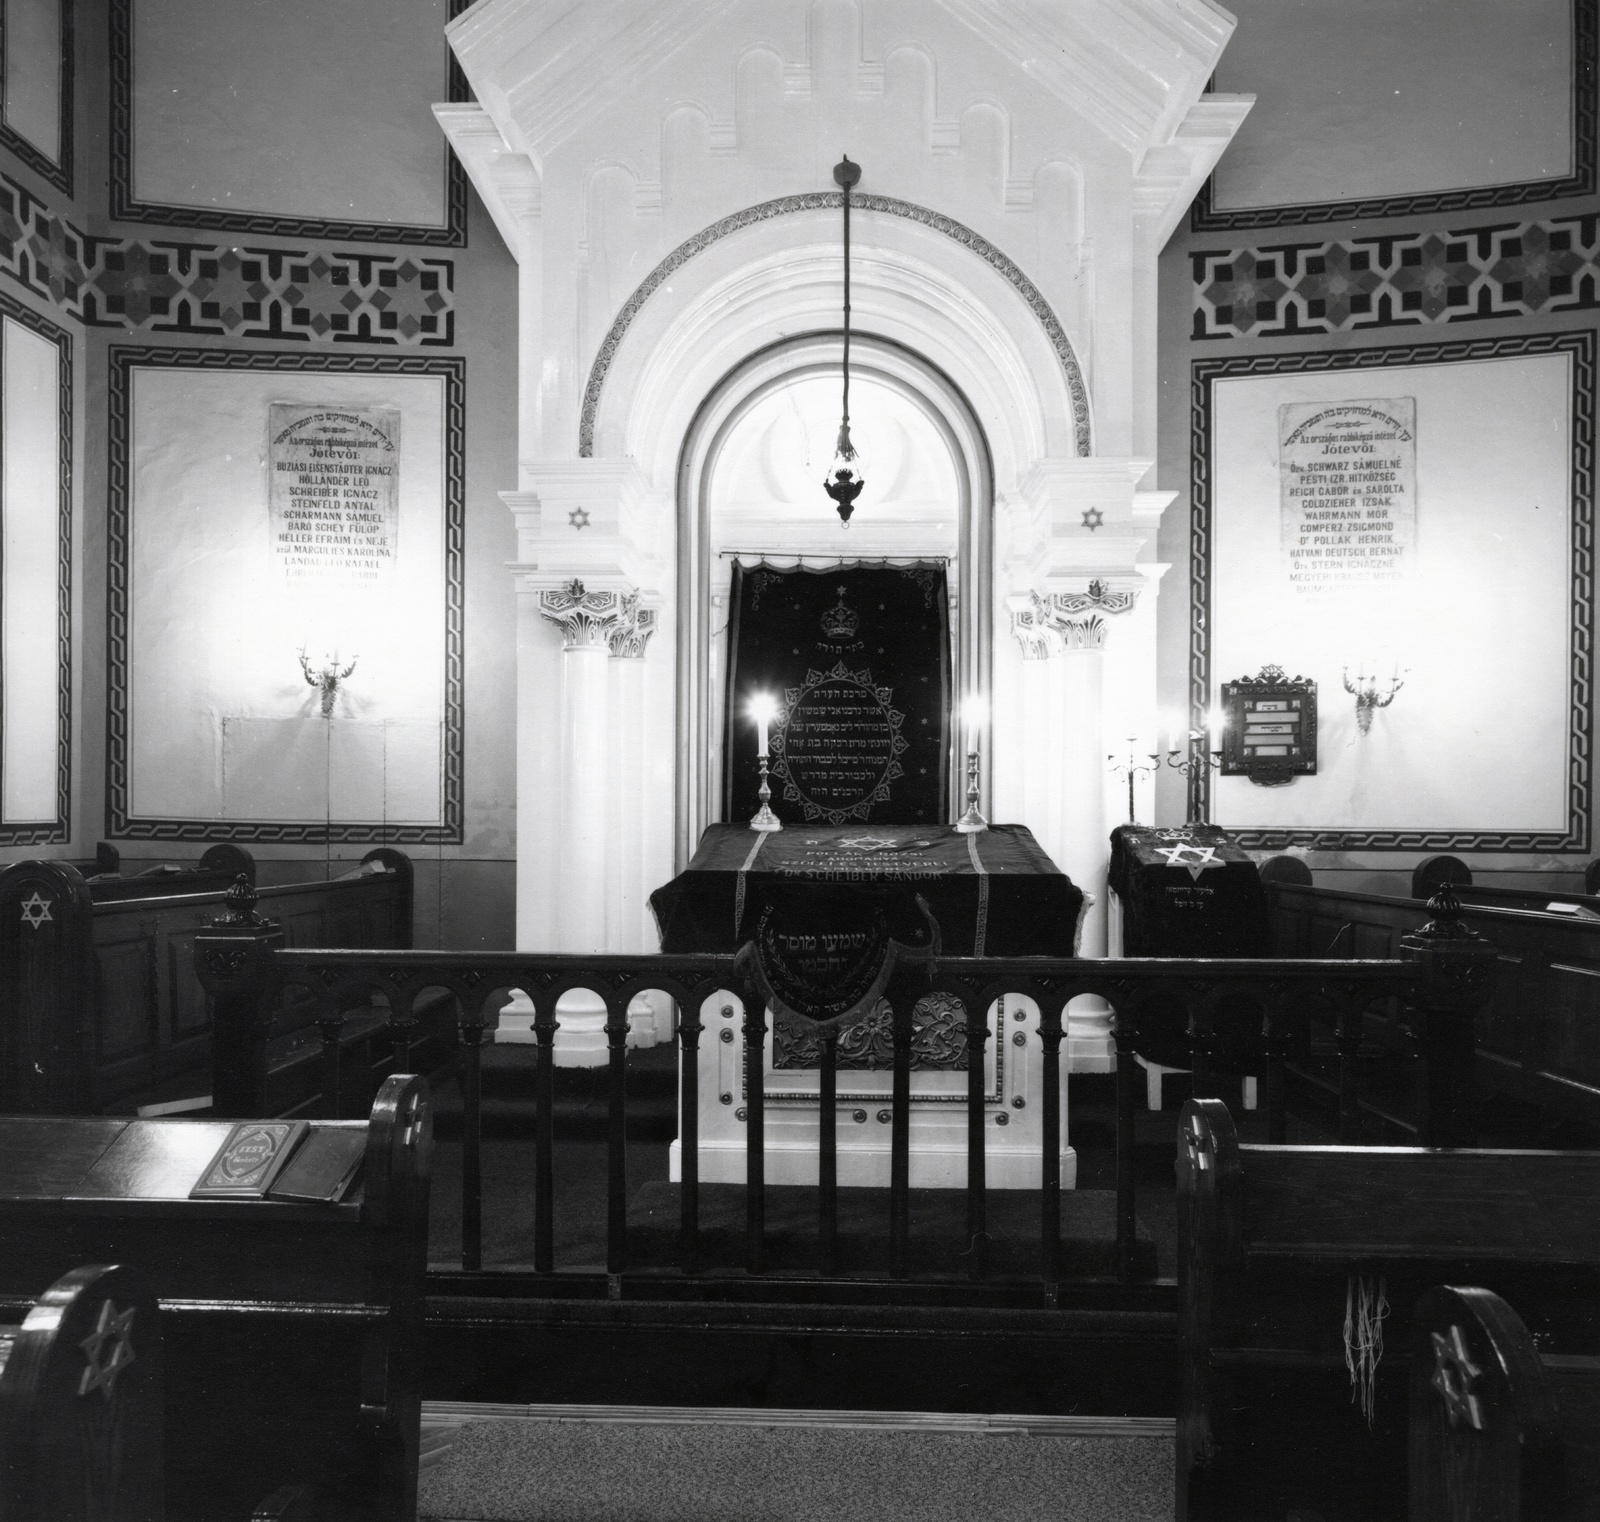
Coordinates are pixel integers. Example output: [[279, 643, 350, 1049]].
[[1081, 507, 1104, 531], [568, 507, 591, 529], [78, 1299, 137, 1400], [1155, 844, 1225, 881], [1430, 1323, 1484, 1431], [18, 892, 52, 930]]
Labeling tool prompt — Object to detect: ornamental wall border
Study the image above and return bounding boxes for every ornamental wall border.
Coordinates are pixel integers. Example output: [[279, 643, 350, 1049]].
[[578, 191, 1091, 459]]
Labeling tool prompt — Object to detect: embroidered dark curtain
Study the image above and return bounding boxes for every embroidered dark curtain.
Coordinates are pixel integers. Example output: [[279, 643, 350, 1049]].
[[722, 562, 951, 825]]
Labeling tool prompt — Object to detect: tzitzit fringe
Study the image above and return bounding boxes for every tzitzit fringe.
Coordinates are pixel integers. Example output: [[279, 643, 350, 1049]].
[[1344, 1274, 1389, 1428]]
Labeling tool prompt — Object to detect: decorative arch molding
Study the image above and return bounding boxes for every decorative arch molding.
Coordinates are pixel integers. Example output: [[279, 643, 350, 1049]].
[[579, 190, 1092, 459]]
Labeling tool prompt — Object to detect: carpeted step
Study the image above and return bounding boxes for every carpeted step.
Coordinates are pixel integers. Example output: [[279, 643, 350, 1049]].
[[417, 1402, 1173, 1521]]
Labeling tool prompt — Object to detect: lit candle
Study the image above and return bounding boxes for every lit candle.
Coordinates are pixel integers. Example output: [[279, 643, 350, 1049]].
[[750, 693, 776, 757], [961, 694, 987, 751], [1206, 705, 1224, 749]]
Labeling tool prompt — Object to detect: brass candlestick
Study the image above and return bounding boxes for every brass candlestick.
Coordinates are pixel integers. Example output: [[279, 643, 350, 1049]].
[[749, 754, 783, 832], [954, 750, 987, 833]]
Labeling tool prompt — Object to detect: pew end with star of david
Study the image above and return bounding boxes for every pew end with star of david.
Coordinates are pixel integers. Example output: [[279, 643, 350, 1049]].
[[0, 1262, 165, 1520]]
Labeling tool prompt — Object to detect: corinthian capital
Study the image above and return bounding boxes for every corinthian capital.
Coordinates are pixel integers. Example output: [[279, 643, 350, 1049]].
[[1008, 593, 1057, 661], [538, 578, 638, 651], [1045, 578, 1139, 620], [606, 594, 658, 659]]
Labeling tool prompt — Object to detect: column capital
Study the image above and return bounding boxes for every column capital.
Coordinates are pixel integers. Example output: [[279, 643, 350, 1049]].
[[1009, 580, 1140, 658], [607, 595, 658, 659], [537, 578, 642, 652], [1042, 577, 1141, 620], [1007, 593, 1058, 660]]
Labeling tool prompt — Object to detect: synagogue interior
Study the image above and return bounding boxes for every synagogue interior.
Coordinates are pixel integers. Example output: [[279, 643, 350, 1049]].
[[0, 0, 1595, 1518]]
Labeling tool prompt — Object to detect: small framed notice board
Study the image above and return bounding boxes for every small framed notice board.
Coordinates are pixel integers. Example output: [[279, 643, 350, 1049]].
[[1220, 666, 1317, 786]]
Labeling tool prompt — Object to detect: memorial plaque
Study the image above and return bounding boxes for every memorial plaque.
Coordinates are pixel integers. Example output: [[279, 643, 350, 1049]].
[[1279, 397, 1416, 593], [723, 563, 950, 825], [268, 404, 400, 587]]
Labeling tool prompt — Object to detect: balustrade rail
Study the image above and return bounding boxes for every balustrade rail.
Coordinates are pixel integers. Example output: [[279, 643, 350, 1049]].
[[195, 885, 1496, 1293]]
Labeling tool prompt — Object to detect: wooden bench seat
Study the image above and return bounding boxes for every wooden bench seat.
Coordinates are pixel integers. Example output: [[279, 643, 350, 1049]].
[[0, 1074, 431, 1521], [1178, 1098, 1600, 1522], [0, 847, 426, 1117]]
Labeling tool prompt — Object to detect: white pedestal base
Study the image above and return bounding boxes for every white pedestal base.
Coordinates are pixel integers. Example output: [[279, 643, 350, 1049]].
[[671, 1132, 1077, 1189], [677, 990, 1072, 1191], [492, 989, 669, 1063]]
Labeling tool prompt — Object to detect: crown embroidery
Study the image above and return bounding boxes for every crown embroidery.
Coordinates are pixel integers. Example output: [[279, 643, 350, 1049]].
[[820, 586, 859, 640]]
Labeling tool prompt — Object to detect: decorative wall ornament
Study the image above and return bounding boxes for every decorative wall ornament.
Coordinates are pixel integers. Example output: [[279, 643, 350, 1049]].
[[0, 172, 456, 345], [1192, 214, 1600, 341], [106, 0, 470, 246], [578, 189, 1091, 458], [1191, 333, 1594, 850], [1190, 0, 1595, 231], [537, 578, 639, 651]]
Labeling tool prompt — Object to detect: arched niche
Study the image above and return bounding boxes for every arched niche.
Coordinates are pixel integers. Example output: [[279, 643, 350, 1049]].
[[675, 333, 993, 862]]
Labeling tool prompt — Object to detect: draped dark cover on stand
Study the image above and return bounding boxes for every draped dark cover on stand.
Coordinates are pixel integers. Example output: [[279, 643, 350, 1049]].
[[1107, 823, 1270, 957], [723, 562, 951, 826]]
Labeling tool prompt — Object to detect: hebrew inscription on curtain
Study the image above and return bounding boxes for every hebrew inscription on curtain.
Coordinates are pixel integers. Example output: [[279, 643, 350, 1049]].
[[723, 562, 951, 826]]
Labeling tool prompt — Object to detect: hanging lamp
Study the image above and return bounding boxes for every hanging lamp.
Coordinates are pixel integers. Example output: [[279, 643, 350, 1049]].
[[824, 154, 865, 526]]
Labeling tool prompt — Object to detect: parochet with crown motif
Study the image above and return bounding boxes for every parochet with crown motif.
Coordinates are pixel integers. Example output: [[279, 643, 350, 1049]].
[[723, 563, 951, 826]]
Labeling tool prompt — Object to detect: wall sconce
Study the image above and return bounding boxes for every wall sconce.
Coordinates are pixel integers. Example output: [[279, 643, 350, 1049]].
[[1342, 666, 1404, 735], [299, 648, 357, 718]]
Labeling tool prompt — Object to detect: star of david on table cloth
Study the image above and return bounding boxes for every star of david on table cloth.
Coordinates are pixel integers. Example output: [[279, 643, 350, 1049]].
[[18, 891, 52, 929], [1154, 844, 1226, 881], [78, 1299, 137, 1399]]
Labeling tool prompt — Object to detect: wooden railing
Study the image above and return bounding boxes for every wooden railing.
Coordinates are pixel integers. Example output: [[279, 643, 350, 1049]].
[[196, 886, 1497, 1292]]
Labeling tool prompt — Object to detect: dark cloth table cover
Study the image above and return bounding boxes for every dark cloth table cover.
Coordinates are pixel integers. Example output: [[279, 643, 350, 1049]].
[[650, 824, 1083, 958], [1107, 823, 1269, 957]]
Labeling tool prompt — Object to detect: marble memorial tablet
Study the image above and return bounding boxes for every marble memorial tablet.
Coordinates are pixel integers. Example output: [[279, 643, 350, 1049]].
[[268, 404, 400, 588], [1279, 397, 1416, 594]]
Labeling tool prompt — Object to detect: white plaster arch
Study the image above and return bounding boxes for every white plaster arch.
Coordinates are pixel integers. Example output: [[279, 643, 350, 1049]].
[[583, 197, 1092, 485], [671, 330, 996, 864]]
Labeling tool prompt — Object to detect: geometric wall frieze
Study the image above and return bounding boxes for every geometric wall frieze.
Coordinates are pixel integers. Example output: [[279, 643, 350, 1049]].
[[1192, 214, 1600, 342], [0, 172, 455, 347]]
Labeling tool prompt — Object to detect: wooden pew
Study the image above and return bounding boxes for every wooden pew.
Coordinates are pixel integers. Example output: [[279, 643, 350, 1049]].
[[1409, 1284, 1600, 1522], [1178, 1098, 1600, 1522], [0, 847, 417, 1116], [0, 1073, 431, 1521], [1265, 871, 1600, 1139]]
